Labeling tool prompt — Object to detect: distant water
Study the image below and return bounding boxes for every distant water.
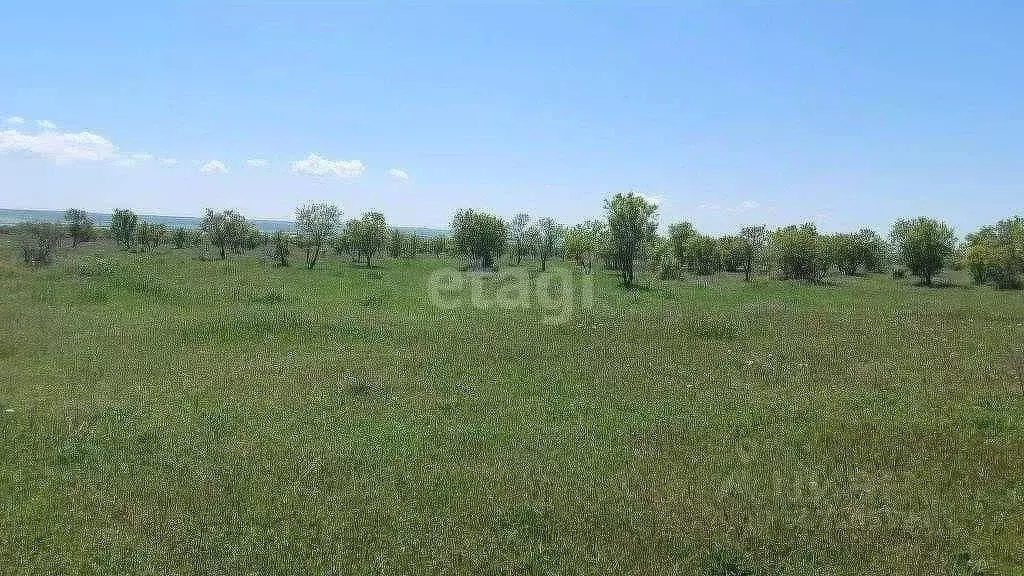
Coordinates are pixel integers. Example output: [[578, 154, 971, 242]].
[[0, 208, 295, 232], [0, 208, 446, 236]]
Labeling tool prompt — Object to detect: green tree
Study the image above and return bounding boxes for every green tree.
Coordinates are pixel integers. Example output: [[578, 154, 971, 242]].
[[450, 209, 508, 270], [135, 220, 153, 252], [771, 223, 830, 281], [334, 224, 357, 262], [828, 228, 887, 275], [890, 217, 956, 286], [63, 209, 95, 248], [388, 229, 406, 259], [405, 233, 421, 258], [740, 225, 767, 282], [649, 234, 682, 280], [270, 231, 291, 267], [564, 220, 605, 272], [170, 227, 190, 249], [426, 235, 449, 258], [241, 224, 264, 253], [961, 229, 998, 285], [604, 191, 658, 287], [536, 217, 564, 272], [294, 202, 341, 269], [961, 216, 1024, 289], [717, 235, 747, 273], [150, 223, 168, 249], [829, 233, 861, 276], [565, 218, 602, 270], [564, 224, 585, 267], [110, 208, 139, 250], [509, 213, 530, 266], [346, 212, 389, 267], [523, 225, 541, 262], [201, 209, 250, 260], [856, 228, 887, 273], [667, 222, 696, 268], [684, 233, 721, 276]]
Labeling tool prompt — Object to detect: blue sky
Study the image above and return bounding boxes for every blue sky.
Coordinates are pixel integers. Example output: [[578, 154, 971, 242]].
[[1, 1, 1021, 234]]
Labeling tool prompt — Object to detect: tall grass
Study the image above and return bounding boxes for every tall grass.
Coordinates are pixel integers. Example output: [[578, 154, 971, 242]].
[[1, 239, 1022, 574]]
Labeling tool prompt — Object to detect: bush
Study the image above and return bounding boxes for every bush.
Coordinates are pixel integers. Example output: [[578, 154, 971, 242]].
[[170, 227, 190, 249], [64, 209, 96, 247], [684, 233, 721, 275], [658, 257, 683, 280], [15, 222, 63, 265], [829, 229, 887, 275], [110, 208, 139, 250], [150, 223, 168, 249], [135, 220, 153, 252], [718, 235, 746, 273], [771, 223, 829, 281], [960, 216, 1023, 289], [647, 236, 680, 280], [270, 231, 291, 266]]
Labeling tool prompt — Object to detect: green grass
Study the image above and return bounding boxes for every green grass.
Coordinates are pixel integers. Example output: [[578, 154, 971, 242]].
[[2, 241, 1023, 575]]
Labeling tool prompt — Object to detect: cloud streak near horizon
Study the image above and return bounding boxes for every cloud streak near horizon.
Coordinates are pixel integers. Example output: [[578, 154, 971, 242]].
[[0, 116, 382, 180]]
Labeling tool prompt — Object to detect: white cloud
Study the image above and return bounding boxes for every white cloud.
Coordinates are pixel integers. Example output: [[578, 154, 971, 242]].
[[0, 121, 170, 170], [160, 157, 179, 166], [738, 200, 760, 210], [200, 160, 229, 174], [387, 168, 410, 181], [290, 153, 365, 178], [3, 116, 25, 125], [245, 158, 268, 168], [641, 194, 663, 206], [0, 128, 118, 163]]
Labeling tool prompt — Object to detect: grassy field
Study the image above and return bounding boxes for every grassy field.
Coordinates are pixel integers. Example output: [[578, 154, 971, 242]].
[[1, 240, 1022, 575]]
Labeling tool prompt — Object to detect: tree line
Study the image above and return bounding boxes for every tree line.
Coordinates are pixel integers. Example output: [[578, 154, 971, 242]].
[[4, 194, 1022, 290], [446, 193, 1021, 290]]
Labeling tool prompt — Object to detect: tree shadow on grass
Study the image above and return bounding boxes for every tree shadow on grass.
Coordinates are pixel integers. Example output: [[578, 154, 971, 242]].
[[617, 283, 657, 294]]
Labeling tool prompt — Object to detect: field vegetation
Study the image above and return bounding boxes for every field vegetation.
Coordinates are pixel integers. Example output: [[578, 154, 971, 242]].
[[1, 198, 1023, 575]]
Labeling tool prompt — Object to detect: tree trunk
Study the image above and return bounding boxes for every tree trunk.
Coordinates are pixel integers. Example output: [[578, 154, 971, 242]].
[[308, 241, 320, 269], [621, 254, 634, 287]]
